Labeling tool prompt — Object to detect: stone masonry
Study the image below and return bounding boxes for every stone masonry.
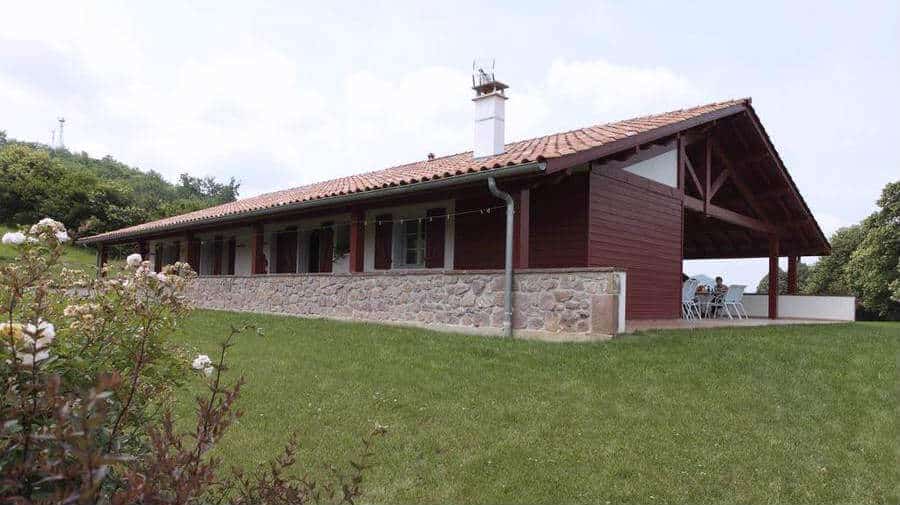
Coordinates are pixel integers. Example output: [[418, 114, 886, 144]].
[[187, 268, 623, 338]]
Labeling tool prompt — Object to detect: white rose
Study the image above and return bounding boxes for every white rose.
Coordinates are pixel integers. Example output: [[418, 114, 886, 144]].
[[191, 354, 212, 370], [126, 253, 143, 267], [55, 231, 70, 243], [1, 232, 26, 245]]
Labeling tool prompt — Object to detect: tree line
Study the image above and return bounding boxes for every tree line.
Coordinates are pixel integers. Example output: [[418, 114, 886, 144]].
[[0, 129, 239, 236], [757, 180, 899, 320]]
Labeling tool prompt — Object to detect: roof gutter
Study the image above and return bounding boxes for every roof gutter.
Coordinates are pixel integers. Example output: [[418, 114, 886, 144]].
[[80, 161, 547, 244]]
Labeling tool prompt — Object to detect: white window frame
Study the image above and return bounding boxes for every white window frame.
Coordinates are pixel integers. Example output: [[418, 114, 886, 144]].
[[394, 215, 426, 268]]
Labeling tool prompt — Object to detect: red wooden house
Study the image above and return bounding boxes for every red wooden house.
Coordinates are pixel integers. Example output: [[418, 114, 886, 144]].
[[82, 75, 830, 335]]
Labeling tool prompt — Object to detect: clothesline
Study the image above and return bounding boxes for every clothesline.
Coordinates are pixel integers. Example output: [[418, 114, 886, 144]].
[[79, 203, 514, 249]]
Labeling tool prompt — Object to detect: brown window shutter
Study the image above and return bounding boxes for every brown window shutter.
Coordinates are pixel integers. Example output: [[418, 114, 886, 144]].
[[226, 237, 236, 275], [212, 235, 223, 275], [374, 214, 393, 270], [318, 224, 334, 273], [424, 208, 446, 268], [154, 244, 163, 272]]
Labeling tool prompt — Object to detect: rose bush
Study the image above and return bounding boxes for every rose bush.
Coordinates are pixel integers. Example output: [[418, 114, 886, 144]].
[[0, 220, 381, 504]]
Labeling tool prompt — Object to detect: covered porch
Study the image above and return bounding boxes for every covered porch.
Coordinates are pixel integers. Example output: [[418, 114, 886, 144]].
[[677, 105, 831, 321]]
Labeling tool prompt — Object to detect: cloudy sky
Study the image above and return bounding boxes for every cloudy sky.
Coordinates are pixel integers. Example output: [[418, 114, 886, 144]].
[[1, 1, 897, 286]]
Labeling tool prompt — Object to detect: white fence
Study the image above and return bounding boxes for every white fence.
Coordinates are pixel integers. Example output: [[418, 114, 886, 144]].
[[742, 294, 856, 321]]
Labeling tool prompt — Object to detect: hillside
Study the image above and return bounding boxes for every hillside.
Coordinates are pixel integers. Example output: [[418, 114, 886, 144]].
[[0, 130, 239, 237]]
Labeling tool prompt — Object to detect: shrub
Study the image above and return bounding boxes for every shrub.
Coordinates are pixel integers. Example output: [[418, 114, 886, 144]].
[[0, 220, 382, 503]]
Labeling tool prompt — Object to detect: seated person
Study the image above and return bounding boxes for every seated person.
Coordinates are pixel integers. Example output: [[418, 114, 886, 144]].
[[714, 276, 728, 295]]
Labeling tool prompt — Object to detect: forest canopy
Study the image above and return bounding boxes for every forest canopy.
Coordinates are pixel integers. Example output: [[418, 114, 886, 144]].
[[0, 130, 239, 236]]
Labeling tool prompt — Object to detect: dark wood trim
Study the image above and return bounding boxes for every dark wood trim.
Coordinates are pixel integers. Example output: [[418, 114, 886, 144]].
[[684, 196, 776, 234], [708, 168, 730, 202], [704, 135, 712, 215], [592, 140, 676, 173], [682, 146, 705, 198], [742, 107, 830, 251]]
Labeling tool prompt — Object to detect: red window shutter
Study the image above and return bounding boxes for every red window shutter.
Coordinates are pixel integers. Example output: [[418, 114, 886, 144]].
[[424, 208, 446, 268], [374, 214, 393, 270], [212, 236, 223, 275], [154, 244, 163, 272], [318, 225, 334, 273], [226, 237, 236, 275]]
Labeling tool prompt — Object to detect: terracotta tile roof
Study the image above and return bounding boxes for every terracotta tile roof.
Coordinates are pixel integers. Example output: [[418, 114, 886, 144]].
[[83, 98, 748, 242]]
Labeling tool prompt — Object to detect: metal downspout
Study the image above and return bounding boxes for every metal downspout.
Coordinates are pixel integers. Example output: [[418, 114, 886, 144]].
[[487, 177, 514, 337]]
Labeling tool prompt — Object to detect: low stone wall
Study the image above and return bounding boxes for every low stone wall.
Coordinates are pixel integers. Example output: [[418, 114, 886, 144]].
[[187, 268, 623, 338]]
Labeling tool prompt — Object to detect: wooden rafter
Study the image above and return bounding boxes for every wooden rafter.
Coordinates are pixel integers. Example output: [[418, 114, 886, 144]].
[[710, 139, 770, 221], [708, 169, 730, 202], [681, 143, 705, 198], [684, 195, 776, 234]]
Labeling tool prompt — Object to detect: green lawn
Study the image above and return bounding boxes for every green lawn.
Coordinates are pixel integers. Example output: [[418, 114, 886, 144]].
[[172, 311, 899, 504], [1, 225, 97, 272]]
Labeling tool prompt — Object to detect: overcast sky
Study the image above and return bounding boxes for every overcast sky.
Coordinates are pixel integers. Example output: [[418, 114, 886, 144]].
[[1, 1, 897, 287]]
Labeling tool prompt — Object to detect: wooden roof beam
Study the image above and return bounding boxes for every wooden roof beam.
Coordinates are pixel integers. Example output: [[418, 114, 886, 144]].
[[684, 195, 776, 234]]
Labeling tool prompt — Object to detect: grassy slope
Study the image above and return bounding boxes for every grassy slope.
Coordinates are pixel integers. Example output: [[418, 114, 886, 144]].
[[172, 311, 899, 504], [0, 225, 96, 272]]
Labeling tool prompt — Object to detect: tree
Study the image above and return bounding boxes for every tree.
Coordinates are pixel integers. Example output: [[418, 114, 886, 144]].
[[787, 180, 900, 320], [802, 224, 868, 296], [0, 133, 242, 235], [756, 262, 811, 294], [177, 173, 240, 202], [842, 181, 900, 319]]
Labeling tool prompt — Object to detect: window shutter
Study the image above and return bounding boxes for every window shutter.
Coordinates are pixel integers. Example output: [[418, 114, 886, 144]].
[[424, 208, 446, 268], [319, 224, 334, 273], [212, 236, 223, 275], [154, 244, 163, 272], [226, 237, 236, 275], [374, 214, 393, 270]]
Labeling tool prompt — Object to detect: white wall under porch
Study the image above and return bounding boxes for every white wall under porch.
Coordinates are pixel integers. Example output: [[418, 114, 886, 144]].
[[741, 294, 856, 321]]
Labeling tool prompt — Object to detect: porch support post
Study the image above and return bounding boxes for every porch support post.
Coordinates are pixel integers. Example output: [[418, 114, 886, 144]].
[[251, 223, 266, 274], [787, 255, 800, 295], [97, 243, 108, 276], [514, 188, 530, 269], [349, 209, 365, 273], [768, 234, 779, 319]]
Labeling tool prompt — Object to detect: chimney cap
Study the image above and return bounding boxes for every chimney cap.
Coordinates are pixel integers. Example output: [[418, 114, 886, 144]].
[[472, 80, 508, 97]]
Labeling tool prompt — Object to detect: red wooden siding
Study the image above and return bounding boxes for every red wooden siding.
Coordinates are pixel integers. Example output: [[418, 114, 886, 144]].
[[453, 195, 504, 269], [588, 167, 682, 320], [529, 174, 589, 268]]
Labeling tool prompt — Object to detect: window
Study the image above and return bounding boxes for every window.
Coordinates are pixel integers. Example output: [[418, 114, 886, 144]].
[[398, 218, 425, 267]]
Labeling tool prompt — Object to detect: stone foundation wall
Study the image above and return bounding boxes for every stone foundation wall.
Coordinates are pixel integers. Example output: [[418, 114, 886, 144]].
[[187, 268, 623, 337]]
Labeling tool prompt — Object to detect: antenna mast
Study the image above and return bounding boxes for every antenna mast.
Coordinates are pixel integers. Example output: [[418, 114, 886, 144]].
[[57, 117, 66, 149]]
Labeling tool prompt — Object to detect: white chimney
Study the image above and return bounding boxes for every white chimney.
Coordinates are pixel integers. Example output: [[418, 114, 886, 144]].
[[472, 66, 508, 158]]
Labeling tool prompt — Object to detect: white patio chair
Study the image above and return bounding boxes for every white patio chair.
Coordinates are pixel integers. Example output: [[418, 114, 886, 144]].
[[681, 279, 701, 320], [708, 285, 749, 319]]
